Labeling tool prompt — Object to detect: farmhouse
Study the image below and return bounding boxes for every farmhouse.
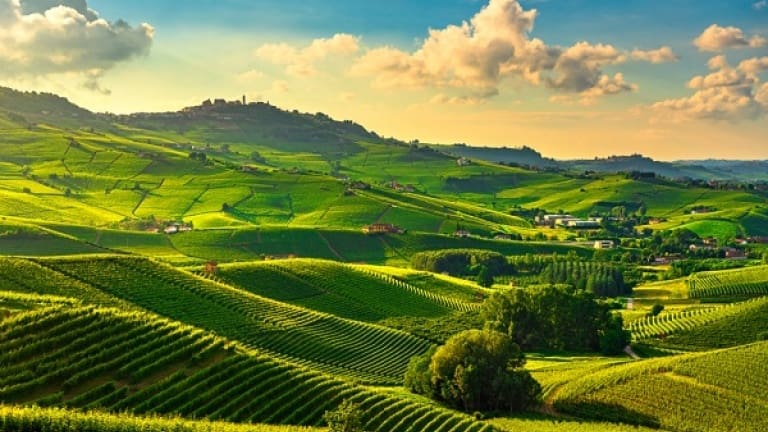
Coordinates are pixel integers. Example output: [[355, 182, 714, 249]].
[[456, 157, 471, 167], [725, 248, 747, 260], [362, 223, 405, 234], [164, 223, 193, 235], [454, 230, 471, 238], [535, 214, 573, 227], [566, 220, 601, 229], [594, 240, 615, 249], [494, 234, 512, 241]]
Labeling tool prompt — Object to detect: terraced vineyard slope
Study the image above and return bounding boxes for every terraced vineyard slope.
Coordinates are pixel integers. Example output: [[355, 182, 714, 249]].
[[687, 265, 768, 299], [0, 306, 493, 432], [212, 259, 480, 322], [552, 342, 768, 432], [36, 256, 432, 384], [628, 296, 768, 344]]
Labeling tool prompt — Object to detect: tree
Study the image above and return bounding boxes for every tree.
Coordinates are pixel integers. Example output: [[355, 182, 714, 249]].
[[324, 399, 364, 432], [250, 151, 265, 163], [648, 303, 664, 317], [599, 315, 631, 355], [404, 346, 436, 396], [476, 265, 494, 288], [410, 329, 541, 412]]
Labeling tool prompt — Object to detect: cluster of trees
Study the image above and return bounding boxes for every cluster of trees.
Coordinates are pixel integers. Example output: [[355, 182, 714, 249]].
[[666, 258, 752, 278], [411, 249, 512, 278], [539, 261, 630, 297], [188, 151, 207, 162], [481, 285, 630, 354], [405, 329, 541, 413]]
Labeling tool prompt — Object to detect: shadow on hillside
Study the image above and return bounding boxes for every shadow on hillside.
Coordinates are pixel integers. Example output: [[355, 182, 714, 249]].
[[553, 400, 661, 428]]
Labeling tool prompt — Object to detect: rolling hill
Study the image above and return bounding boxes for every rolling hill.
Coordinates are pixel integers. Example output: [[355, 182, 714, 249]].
[[1, 84, 767, 432]]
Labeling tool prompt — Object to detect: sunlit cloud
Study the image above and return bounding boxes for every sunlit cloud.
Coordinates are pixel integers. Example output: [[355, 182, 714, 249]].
[[693, 24, 766, 52], [651, 55, 768, 121], [0, 0, 154, 92], [630, 46, 679, 64], [347, 0, 675, 103], [256, 33, 360, 77]]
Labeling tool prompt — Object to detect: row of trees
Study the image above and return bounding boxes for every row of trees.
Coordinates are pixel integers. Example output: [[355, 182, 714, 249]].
[[539, 261, 630, 297]]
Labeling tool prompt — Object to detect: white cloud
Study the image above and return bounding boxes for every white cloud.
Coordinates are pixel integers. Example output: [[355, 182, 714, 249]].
[[630, 46, 679, 64], [256, 33, 360, 77], [693, 24, 766, 52], [348, 0, 674, 102], [0, 0, 153, 91], [651, 55, 768, 121], [754, 1, 767, 11]]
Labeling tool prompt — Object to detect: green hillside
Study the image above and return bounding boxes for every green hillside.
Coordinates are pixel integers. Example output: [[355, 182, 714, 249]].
[[0, 86, 764, 248], [553, 342, 768, 431], [37, 256, 431, 384], [212, 259, 479, 322], [0, 306, 492, 432], [687, 265, 768, 298]]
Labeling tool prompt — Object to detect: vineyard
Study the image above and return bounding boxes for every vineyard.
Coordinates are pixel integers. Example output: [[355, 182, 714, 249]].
[[0, 405, 322, 432], [552, 342, 768, 432], [213, 259, 478, 323], [36, 256, 431, 385], [627, 296, 768, 342], [686, 265, 768, 298], [0, 306, 494, 432]]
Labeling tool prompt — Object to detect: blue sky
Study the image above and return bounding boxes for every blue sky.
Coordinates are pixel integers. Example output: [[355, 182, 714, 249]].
[[3, 0, 768, 159]]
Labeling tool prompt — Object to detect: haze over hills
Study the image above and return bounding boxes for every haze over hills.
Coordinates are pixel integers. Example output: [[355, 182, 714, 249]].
[[441, 144, 768, 182], [2, 86, 766, 182]]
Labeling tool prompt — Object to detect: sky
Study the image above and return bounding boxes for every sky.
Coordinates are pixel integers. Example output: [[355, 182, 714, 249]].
[[0, 0, 767, 160]]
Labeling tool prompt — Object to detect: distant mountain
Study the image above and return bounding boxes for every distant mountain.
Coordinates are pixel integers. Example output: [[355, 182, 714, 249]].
[[675, 160, 768, 181], [433, 144, 768, 182], [0, 86, 108, 129]]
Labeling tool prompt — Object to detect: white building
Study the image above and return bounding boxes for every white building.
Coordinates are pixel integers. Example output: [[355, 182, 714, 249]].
[[594, 240, 615, 249]]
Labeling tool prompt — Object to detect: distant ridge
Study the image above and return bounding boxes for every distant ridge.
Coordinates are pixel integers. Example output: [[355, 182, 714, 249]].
[[0, 85, 766, 181]]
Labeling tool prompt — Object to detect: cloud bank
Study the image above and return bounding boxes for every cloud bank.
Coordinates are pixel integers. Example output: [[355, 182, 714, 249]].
[[255, 0, 675, 103], [0, 0, 153, 90], [347, 0, 675, 102]]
